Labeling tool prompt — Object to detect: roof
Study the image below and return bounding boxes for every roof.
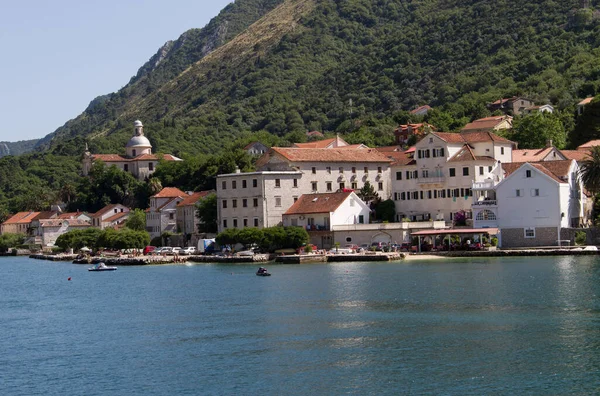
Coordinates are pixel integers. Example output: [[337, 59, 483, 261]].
[[410, 105, 431, 114], [562, 150, 591, 161], [39, 219, 90, 228], [152, 187, 186, 198], [92, 154, 180, 162], [243, 141, 267, 150], [461, 116, 512, 132], [91, 204, 128, 218], [447, 145, 496, 163], [306, 131, 324, 137], [512, 147, 564, 162], [578, 97, 594, 106], [92, 154, 129, 162], [577, 140, 600, 150], [375, 145, 403, 152], [269, 147, 393, 163], [57, 212, 88, 219], [2, 211, 40, 225], [489, 96, 532, 106], [135, 154, 181, 161], [157, 197, 183, 211], [412, 228, 498, 236], [284, 192, 354, 215], [177, 191, 214, 207], [502, 160, 573, 183], [32, 211, 57, 221], [103, 211, 129, 223]]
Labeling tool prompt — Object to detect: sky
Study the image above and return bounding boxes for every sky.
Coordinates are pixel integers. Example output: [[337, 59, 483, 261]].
[[0, 0, 234, 142]]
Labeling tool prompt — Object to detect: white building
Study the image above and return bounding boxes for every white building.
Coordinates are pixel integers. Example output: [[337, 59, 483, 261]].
[[391, 131, 515, 223], [146, 187, 187, 239], [473, 160, 583, 247], [176, 190, 215, 245], [282, 191, 370, 248], [90, 204, 130, 230], [38, 219, 91, 247], [217, 147, 393, 233], [82, 120, 181, 181]]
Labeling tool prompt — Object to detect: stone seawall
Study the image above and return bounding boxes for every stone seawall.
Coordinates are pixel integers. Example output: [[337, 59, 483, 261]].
[[444, 249, 599, 258]]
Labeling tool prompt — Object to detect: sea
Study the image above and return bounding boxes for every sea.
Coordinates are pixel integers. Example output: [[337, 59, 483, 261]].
[[2, 256, 600, 395]]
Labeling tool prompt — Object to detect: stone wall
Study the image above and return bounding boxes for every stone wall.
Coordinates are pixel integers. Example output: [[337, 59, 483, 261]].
[[561, 227, 600, 245], [501, 227, 558, 248]]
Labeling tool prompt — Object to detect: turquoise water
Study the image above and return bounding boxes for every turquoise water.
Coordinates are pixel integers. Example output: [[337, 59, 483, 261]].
[[2, 256, 600, 395]]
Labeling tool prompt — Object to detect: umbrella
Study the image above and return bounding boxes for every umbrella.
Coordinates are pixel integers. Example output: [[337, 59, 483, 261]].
[[80, 247, 91, 252]]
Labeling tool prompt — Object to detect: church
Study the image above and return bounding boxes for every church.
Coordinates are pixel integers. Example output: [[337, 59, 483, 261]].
[[82, 120, 181, 180]]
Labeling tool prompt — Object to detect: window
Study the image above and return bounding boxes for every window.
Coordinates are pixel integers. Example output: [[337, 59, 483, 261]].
[[222, 200, 227, 209], [149, 163, 154, 171], [429, 137, 433, 143], [378, 166, 382, 173], [351, 182, 358, 189], [352, 167, 356, 173], [406, 171, 411, 179], [422, 170, 429, 178], [222, 181, 227, 190], [339, 167, 344, 173], [293, 179, 298, 188], [516, 189, 523, 197], [124, 164, 129, 172], [339, 182, 345, 190], [232, 199, 237, 208], [378, 182, 383, 191], [488, 166, 492, 172], [326, 166, 331, 174], [253, 198, 258, 207], [326, 182, 332, 192], [243, 199, 247, 208], [291, 218, 298, 226], [475, 210, 496, 221], [501, 147, 505, 155], [396, 171, 402, 180], [254, 218, 259, 227], [293, 196, 298, 202], [252, 179, 257, 188], [275, 197, 282, 207], [427, 190, 432, 199], [275, 179, 281, 188], [312, 182, 318, 191], [413, 170, 418, 179], [312, 167, 316, 174], [479, 167, 484, 175], [449, 168, 456, 177], [532, 189, 540, 197], [243, 219, 248, 227], [364, 167, 369, 173], [232, 180, 237, 189], [233, 219, 238, 228], [463, 167, 469, 176], [242, 180, 247, 188], [132, 149, 136, 157], [401, 192, 406, 200], [420, 191, 424, 199], [358, 215, 364, 224], [524, 228, 535, 238], [526, 170, 532, 178], [223, 219, 228, 228]]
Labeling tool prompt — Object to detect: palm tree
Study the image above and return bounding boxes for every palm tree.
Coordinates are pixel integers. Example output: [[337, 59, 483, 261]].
[[579, 146, 600, 194]]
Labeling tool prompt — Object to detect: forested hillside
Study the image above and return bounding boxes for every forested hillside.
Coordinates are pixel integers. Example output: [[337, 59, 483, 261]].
[[3, 0, 600, 215]]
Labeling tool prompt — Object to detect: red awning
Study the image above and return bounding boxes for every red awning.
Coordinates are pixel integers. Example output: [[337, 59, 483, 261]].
[[412, 228, 499, 236]]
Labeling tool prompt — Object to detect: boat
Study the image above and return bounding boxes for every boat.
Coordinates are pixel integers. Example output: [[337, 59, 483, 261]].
[[256, 267, 271, 276], [88, 262, 118, 271]]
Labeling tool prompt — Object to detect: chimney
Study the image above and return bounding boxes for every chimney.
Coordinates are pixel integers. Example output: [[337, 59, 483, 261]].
[[546, 139, 553, 148], [235, 167, 241, 174]]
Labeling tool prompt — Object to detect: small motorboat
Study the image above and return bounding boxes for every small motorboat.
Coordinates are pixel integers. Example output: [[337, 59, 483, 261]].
[[88, 262, 118, 271], [256, 267, 271, 276]]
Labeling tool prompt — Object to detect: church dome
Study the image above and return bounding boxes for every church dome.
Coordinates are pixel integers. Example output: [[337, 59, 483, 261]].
[[134, 120, 143, 127], [126, 135, 151, 148]]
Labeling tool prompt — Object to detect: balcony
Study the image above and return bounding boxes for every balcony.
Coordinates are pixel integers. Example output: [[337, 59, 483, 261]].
[[417, 176, 445, 185], [472, 180, 496, 190], [473, 200, 497, 206]]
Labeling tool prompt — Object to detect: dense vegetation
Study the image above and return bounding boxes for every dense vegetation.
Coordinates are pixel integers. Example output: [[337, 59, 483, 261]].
[[216, 226, 309, 252], [55, 227, 151, 251]]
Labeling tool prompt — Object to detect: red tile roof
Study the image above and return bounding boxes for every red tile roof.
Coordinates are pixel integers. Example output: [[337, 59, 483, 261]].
[[432, 131, 514, 145], [152, 187, 187, 198], [306, 131, 324, 137], [578, 97, 594, 106], [39, 219, 90, 228], [136, 154, 180, 161], [91, 204, 129, 218], [103, 211, 129, 223], [57, 212, 86, 219], [92, 154, 129, 162], [461, 116, 512, 132], [284, 192, 354, 215], [293, 138, 337, 148], [512, 147, 568, 162], [375, 145, 403, 152], [502, 160, 573, 183], [577, 140, 600, 150], [270, 147, 392, 163], [447, 145, 494, 162], [3, 212, 40, 225], [409, 105, 431, 114], [177, 191, 214, 207], [562, 150, 591, 162]]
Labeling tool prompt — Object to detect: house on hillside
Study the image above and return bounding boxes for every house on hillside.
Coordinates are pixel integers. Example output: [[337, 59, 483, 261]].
[[82, 120, 182, 181], [90, 204, 130, 230], [512, 141, 567, 162], [461, 115, 513, 133], [410, 105, 432, 116], [282, 191, 371, 249], [176, 190, 215, 245], [524, 104, 554, 114], [577, 97, 594, 115], [243, 142, 269, 156], [306, 131, 324, 139], [146, 187, 187, 239], [37, 219, 91, 247], [1, 212, 43, 235], [394, 123, 435, 145], [487, 97, 535, 115], [472, 160, 584, 247]]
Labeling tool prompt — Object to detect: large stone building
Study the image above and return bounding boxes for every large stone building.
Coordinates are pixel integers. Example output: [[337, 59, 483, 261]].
[[82, 120, 181, 181], [146, 187, 187, 239], [216, 147, 393, 233]]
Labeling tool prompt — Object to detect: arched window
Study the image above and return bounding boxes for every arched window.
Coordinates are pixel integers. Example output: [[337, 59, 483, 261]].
[[476, 210, 496, 221]]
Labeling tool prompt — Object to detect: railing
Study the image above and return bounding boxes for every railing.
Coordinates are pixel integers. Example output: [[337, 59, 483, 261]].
[[417, 176, 445, 184], [472, 181, 495, 189], [473, 200, 497, 206]]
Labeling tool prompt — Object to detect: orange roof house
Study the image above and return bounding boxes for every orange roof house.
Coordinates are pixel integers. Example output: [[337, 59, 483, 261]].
[[461, 115, 513, 133]]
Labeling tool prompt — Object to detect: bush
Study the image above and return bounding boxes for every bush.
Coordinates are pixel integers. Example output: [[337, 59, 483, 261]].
[[491, 237, 498, 247], [575, 231, 587, 246]]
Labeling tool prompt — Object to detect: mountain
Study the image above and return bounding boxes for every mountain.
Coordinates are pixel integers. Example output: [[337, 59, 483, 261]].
[[0, 139, 39, 158]]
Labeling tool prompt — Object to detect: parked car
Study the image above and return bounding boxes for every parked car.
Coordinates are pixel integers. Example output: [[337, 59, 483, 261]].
[[329, 247, 354, 254], [168, 247, 182, 255], [156, 246, 173, 255], [399, 243, 411, 252], [344, 244, 360, 253], [180, 247, 197, 256], [143, 246, 157, 255]]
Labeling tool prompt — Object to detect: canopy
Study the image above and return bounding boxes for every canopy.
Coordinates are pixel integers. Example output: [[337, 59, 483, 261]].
[[411, 228, 499, 236]]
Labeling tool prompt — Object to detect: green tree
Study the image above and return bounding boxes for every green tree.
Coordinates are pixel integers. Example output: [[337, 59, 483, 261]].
[[579, 146, 600, 194], [510, 112, 567, 149], [375, 199, 396, 222], [0, 233, 25, 253], [125, 208, 147, 231], [197, 193, 218, 233], [356, 181, 379, 205]]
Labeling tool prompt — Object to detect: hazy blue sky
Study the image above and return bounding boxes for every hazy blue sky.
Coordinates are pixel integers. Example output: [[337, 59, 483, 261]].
[[0, 0, 233, 142]]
